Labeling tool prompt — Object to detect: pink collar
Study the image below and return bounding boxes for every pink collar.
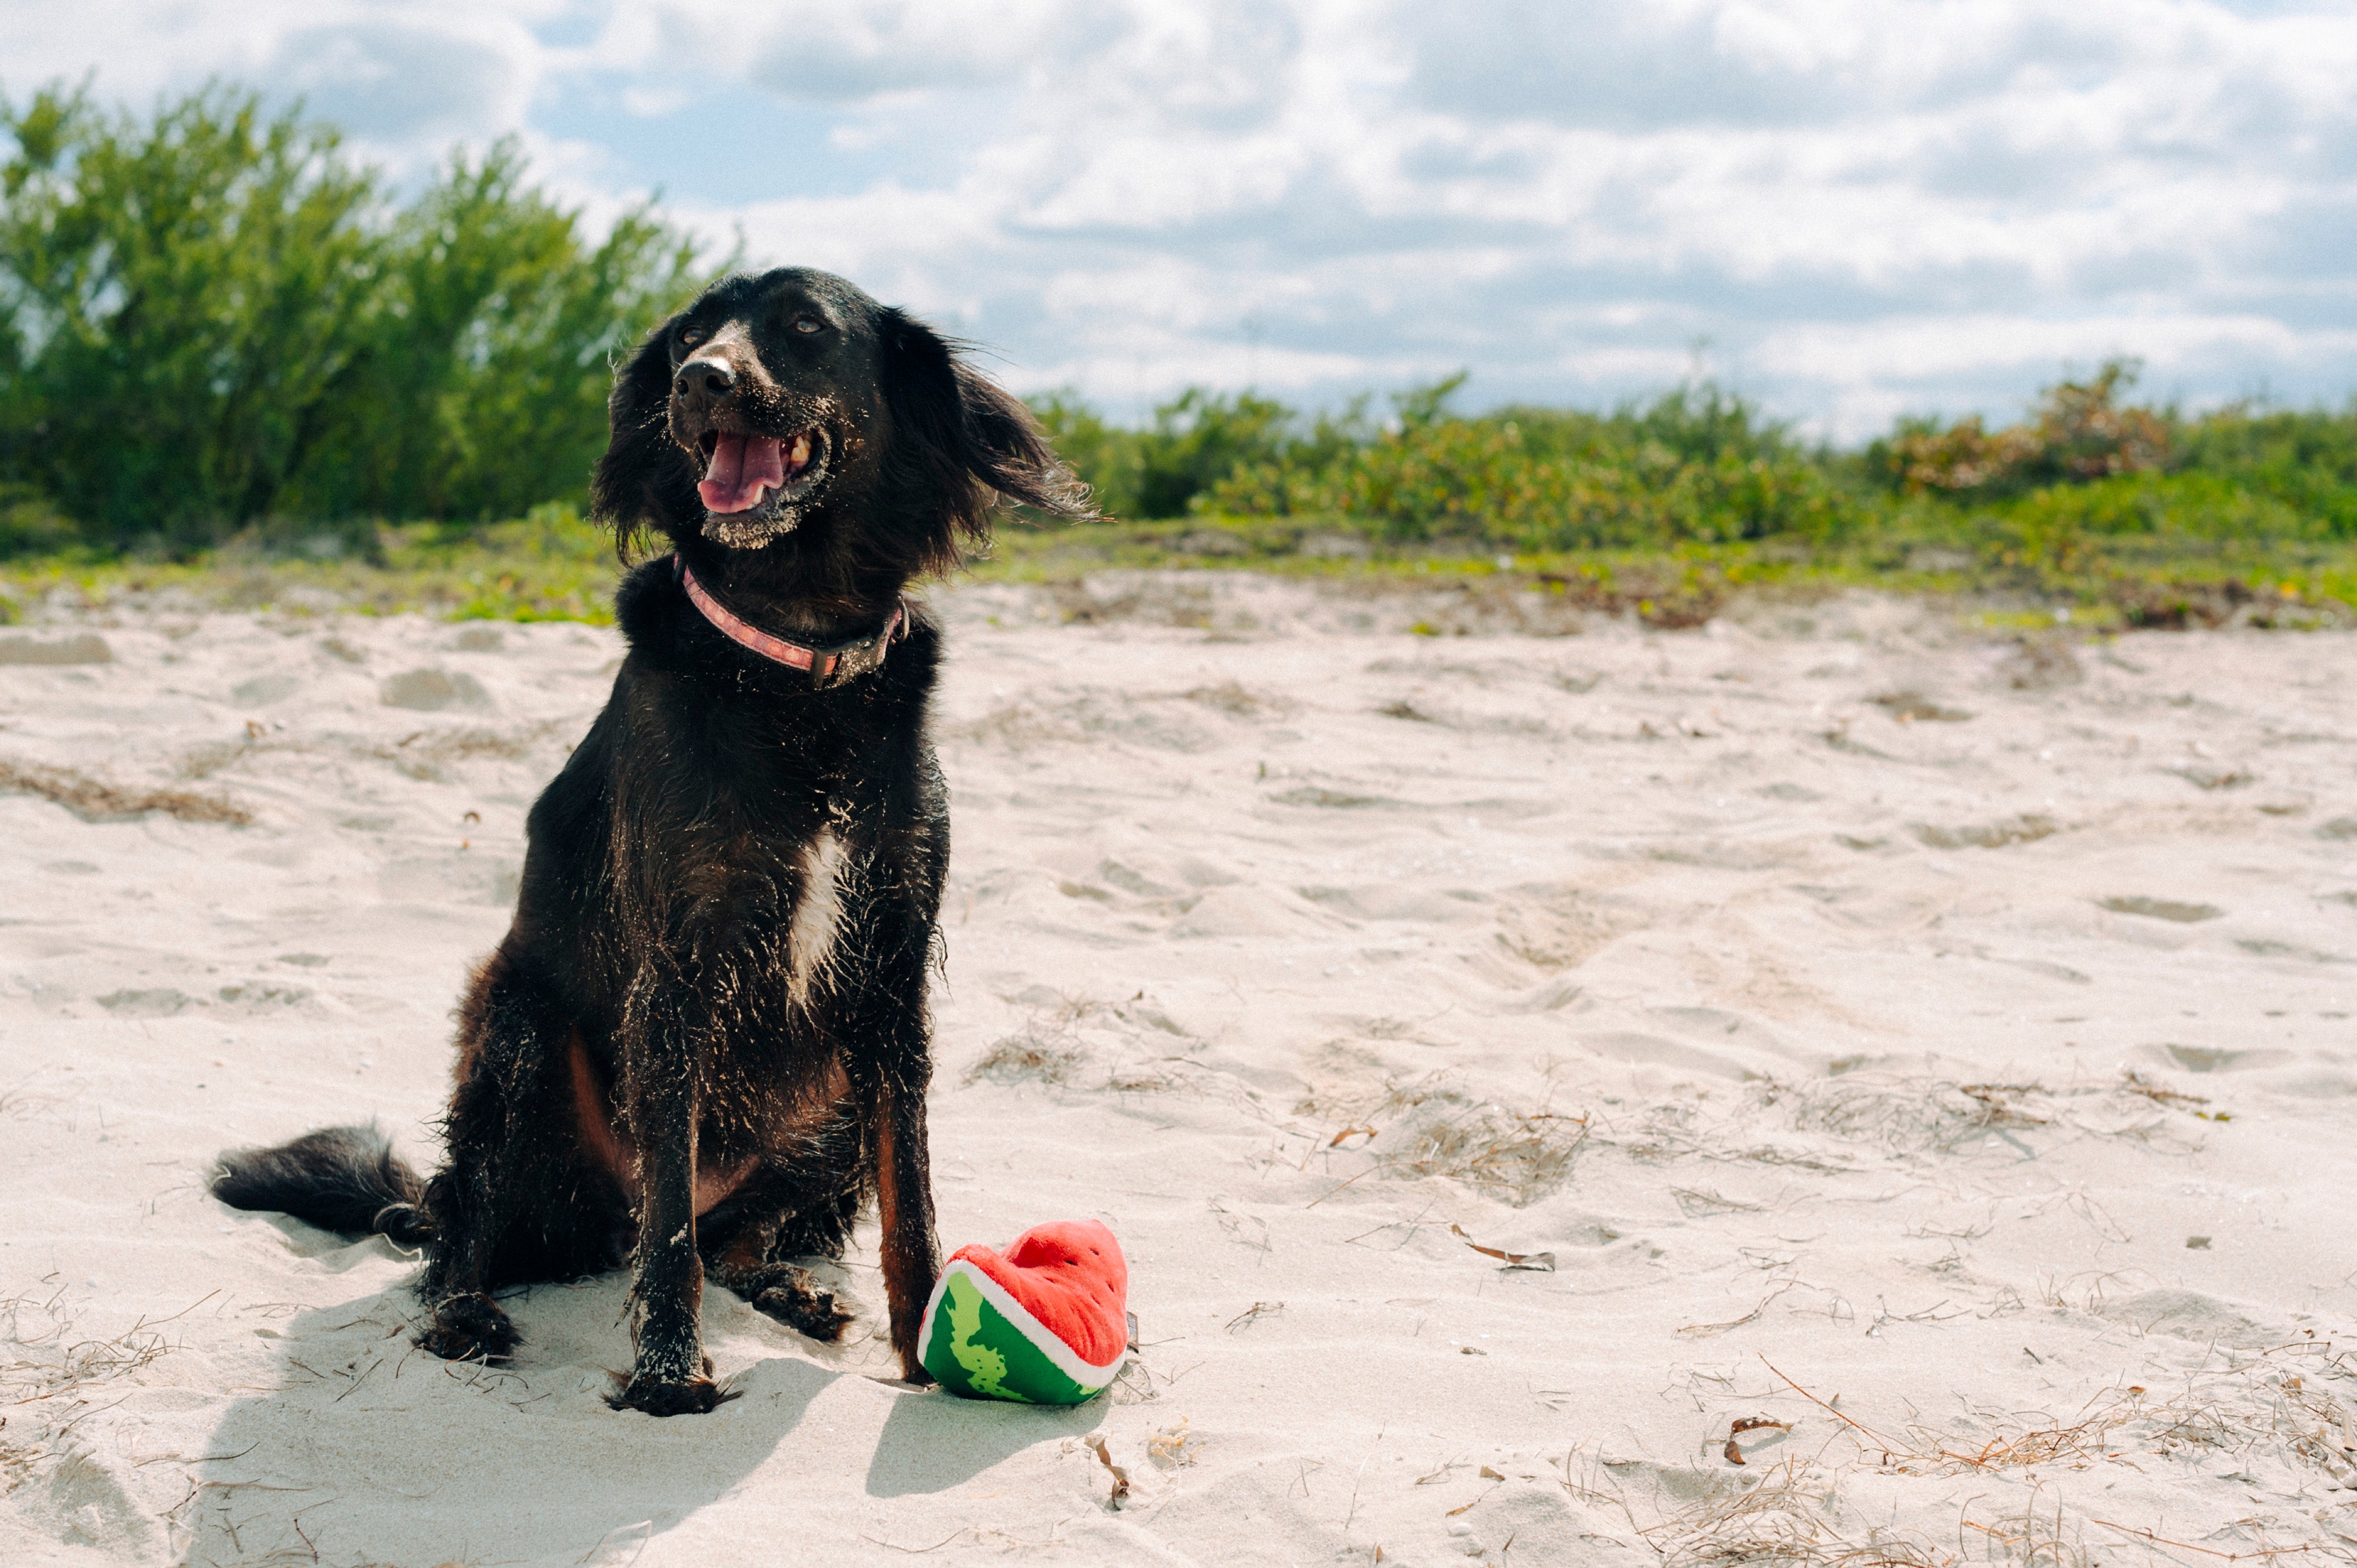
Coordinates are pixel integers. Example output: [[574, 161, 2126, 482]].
[[676, 557, 904, 686]]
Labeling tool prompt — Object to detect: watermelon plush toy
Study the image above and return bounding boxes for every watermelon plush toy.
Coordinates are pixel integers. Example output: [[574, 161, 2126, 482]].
[[917, 1220, 1129, 1403]]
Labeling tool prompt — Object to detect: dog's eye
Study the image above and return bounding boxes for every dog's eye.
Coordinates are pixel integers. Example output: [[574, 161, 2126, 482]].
[[677, 328, 704, 349], [793, 317, 825, 335]]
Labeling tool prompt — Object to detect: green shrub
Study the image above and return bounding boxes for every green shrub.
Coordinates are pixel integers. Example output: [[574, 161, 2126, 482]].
[[0, 85, 384, 548], [1030, 386, 1293, 519], [1202, 377, 1860, 548], [1877, 361, 2171, 496], [2171, 404, 2357, 534], [284, 142, 702, 524], [0, 83, 705, 553]]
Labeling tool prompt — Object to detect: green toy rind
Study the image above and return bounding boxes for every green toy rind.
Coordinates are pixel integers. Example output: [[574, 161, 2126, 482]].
[[917, 1261, 1127, 1403]]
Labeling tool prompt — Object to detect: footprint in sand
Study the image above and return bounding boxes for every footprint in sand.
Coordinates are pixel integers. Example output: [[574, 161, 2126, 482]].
[[1916, 815, 2057, 849], [231, 672, 300, 706], [2155, 1043, 2289, 1073], [2100, 896, 2224, 923], [0, 632, 110, 665], [380, 668, 491, 712]]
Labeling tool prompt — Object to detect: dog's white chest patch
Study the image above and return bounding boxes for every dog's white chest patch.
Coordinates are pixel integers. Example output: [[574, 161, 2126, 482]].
[[787, 826, 846, 1007]]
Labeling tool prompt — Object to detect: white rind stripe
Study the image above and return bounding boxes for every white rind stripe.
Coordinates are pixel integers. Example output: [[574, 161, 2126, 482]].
[[919, 1260, 1129, 1389]]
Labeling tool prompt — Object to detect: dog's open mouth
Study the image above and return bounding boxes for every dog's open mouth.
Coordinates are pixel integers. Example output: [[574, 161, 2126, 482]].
[[696, 427, 830, 518]]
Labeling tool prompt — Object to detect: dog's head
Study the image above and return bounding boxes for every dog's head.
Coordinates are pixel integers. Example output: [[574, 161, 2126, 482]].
[[593, 267, 1090, 582]]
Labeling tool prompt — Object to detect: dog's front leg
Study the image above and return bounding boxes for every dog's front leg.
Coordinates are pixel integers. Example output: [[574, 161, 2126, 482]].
[[613, 1020, 724, 1417], [864, 1056, 941, 1384], [841, 812, 948, 1384]]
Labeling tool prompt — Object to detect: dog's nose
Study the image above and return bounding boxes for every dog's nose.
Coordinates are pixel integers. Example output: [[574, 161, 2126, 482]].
[[676, 358, 736, 401]]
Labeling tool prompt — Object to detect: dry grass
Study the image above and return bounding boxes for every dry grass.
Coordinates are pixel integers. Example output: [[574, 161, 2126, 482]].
[[0, 758, 252, 825], [1573, 1337, 2357, 1568], [398, 724, 556, 763], [0, 1277, 192, 1496], [1635, 1453, 1952, 1568], [940, 700, 1087, 752], [2118, 1067, 2215, 1112], [2000, 636, 2085, 690], [1712, 1350, 2357, 1561], [1871, 692, 1973, 724], [1039, 575, 1218, 629], [1182, 680, 1282, 717], [364, 722, 564, 782], [1610, 1067, 2200, 1172], [1766, 1360, 2143, 1476], [1619, 1098, 1856, 1172], [1728, 1070, 2200, 1163], [942, 691, 1212, 755], [182, 721, 563, 784], [968, 992, 1216, 1097], [965, 1024, 1083, 1086], [1104, 1058, 1200, 1094], [1308, 1077, 1591, 1208]]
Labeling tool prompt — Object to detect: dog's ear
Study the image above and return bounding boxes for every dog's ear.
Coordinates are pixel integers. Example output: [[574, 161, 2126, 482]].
[[591, 314, 692, 560], [879, 308, 1095, 567]]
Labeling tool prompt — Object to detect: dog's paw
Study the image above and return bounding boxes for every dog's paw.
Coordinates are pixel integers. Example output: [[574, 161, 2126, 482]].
[[610, 1374, 734, 1417], [415, 1293, 518, 1362], [722, 1260, 857, 1343], [753, 1282, 856, 1343]]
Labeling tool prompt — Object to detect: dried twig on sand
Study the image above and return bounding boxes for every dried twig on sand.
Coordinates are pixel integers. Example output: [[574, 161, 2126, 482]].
[[2118, 1068, 2210, 1111], [1449, 1223, 1556, 1272], [1224, 1301, 1285, 1333], [1084, 1434, 1131, 1506]]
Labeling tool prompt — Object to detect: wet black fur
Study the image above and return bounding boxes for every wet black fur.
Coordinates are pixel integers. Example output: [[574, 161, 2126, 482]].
[[213, 267, 1091, 1415], [209, 1124, 432, 1246]]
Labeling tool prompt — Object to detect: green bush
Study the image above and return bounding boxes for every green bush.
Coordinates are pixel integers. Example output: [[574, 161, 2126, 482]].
[[2171, 404, 2357, 535], [1874, 361, 2172, 496], [1030, 386, 1292, 520], [284, 142, 702, 525], [1201, 376, 1859, 548], [0, 83, 705, 553], [0, 85, 384, 548]]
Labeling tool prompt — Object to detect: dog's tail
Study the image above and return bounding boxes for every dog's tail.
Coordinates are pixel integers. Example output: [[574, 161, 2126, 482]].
[[211, 1124, 434, 1246]]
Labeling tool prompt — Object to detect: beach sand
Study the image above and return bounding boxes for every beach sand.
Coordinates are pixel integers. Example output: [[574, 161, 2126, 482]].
[[2, 575, 2354, 1566]]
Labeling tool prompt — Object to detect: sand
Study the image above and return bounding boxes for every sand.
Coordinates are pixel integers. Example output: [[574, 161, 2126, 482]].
[[2, 575, 2355, 1567]]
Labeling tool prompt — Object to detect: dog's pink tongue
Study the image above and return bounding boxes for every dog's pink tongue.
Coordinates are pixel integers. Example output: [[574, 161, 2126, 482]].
[[698, 433, 787, 513]]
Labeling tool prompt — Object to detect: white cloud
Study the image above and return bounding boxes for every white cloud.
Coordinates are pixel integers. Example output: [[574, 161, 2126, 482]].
[[579, 0, 1095, 103], [4, 0, 2353, 432], [1, 1, 559, 171]]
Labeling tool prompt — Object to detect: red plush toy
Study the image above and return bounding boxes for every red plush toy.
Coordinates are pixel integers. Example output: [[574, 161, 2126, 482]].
[[917, 1221, 1130, 1403]]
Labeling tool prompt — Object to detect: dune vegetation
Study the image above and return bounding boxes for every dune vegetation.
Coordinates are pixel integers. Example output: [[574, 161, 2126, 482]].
[[4, 84, 2355, 629]]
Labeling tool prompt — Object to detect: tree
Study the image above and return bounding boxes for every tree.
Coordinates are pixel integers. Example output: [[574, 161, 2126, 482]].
[[0, 84, 709, 551], [0, 84, 383, 546], [285, 141, 703, 523]]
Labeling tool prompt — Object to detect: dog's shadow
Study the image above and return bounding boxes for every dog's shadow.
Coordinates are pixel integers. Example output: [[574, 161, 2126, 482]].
[[184, 1236, 1084, 1562], [865, 1379, 1104, 1497]]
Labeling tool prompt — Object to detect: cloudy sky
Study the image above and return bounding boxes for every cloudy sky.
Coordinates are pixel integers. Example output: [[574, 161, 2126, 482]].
[[6, 0, 2354, 437]]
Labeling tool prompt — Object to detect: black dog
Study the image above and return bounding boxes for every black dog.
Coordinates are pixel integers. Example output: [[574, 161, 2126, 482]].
[[212, 267, 1090, 1415]]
